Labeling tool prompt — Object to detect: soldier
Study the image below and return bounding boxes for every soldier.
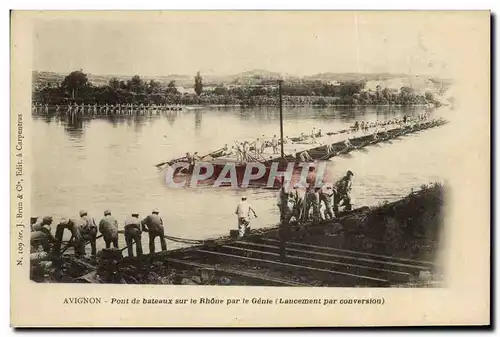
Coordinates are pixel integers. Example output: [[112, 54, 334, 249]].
[[242, 141, 249, 161], [326, 143, 336, 157], [254, 138, 261, 156], [277, 184, 292, 262], [271, 135, 279, 154], [234, 142, 243, 162], [31, 215, 53, 233], [303, 186, 321, 223], [31, 216, 55, 253], [99, 210, 119, 249], [344, 138, 353, 149], [277, 182, 292, 224], [79, 210, 98, 256], [290, 184, 304, 222], [235, 196, 257, 238], [124, 212, 143, 257], [141, 209, 167, 254], [54, 217, 85, 256], [299, 150, 313, 162], [333, 170, 354, 215], [311, 127, 317, 143], [319, 183, 335, 220]]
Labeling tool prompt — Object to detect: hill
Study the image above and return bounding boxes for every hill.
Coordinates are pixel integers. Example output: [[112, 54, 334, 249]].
[[32, 69, 452, 94]]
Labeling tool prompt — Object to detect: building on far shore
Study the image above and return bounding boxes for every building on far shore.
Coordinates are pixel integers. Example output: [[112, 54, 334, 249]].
[[176, 87, 196, 95]]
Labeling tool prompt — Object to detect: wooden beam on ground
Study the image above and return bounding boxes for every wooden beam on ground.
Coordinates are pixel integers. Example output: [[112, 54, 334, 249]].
[[196, 249, 388, 284], [71, 258, 97, 271], [262, 238, 435, 267], [223, 244, 411, 276], [167, 258, 309, 287]]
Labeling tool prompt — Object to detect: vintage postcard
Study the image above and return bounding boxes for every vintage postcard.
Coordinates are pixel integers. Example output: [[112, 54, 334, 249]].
[[10, 10, 490, 327]]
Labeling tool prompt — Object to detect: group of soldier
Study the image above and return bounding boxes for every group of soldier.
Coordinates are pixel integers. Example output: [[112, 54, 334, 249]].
[[32, 169, 355, 262], [30, 209, 168, 259], [233, 170, 354, 241], [352, 113, 430, 133], [278, 170, 354, 225], [297, 127, 323, 143], [232, 135, 282, 161], [216, 129, 326, 163], [32, 102, 182, 116]]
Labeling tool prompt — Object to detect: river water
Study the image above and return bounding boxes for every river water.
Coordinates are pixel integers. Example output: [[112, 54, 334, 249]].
[[31, 105, 454, 255]]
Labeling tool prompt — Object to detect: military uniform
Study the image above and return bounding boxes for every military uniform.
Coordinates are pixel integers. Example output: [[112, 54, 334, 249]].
[[304, 188, 321, 223], [319, 184, 335, 220], [141, 212, 167, 254], [333, 174, 353, 215], [277, 186, 292, 223], [99, 213, 119, 249], [124, 215, 143, 257], [80, 212, 98, 256], [290, 187, 304, 221], [30, 216, 54, 253]]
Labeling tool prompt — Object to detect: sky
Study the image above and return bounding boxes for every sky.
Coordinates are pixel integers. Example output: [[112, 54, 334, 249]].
[[30, 11, 475, 78]]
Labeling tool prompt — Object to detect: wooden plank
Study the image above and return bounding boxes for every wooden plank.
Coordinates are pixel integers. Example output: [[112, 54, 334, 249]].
[[223, 244, 411, 276], [167, 258, 309, 287], [196, 249, 388, 283], [71, 258, 97, 271], [262, 238, 435, 267]]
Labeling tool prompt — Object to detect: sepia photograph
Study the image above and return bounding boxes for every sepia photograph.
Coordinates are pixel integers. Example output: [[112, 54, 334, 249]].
[[11, 10, 490, 327]]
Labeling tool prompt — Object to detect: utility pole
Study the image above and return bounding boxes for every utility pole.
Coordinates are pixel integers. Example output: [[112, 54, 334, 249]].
[[278, 79, 284, 159]]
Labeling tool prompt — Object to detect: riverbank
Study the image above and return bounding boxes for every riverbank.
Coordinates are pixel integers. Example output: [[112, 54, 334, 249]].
[[32, 101, 439, 110], [31, 183, 446, 287]]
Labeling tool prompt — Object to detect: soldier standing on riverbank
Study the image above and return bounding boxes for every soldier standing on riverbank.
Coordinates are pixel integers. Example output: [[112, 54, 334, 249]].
[[303, 186, 321, 223], [124, 213, 143, 257], [333, 170, 354, 215], [235, 196, 258, 238], [80, 210, 98, 256], [99, 210, 119, 249], [31, 216, 55, 253], [277, 182, 292, 223], [319, 184, 335, 220], [141, 209, 167, 254], [277, 182, 293, 261]]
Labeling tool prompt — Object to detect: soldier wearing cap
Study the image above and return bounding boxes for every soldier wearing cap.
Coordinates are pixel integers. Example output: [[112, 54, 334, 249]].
[[303, 185, 321, 223], [276, 182, 293, 262], [333, 170, 354, 215], [319, 183, 335, 220], [290, 184, 304, 221], [79, 210, 98, 256], [54, 217, 84, 256], [277, 178, 292, 224], [31, 216, 53, 233], [99, 210, 119, 249], [235, 196, 257, 238], [124, 212, 143, 257], [141, 209, 167, 254], [30, 216, 55, 252]]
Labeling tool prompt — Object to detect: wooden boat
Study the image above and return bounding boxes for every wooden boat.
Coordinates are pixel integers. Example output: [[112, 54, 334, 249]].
[[158, 118, 447, 189], [158, 118, 446, 170]]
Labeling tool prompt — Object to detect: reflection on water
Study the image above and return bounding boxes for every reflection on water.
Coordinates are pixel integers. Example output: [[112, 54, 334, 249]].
[[32, 105, 452, 255]]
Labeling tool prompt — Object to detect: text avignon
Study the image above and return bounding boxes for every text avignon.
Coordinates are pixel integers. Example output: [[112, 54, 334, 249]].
[[63, 297, 102, 304]]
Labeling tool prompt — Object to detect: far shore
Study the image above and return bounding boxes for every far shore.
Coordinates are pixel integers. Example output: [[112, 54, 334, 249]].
[[32, 102, 439, 109]]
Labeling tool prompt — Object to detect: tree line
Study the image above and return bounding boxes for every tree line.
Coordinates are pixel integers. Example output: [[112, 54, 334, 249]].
[[32, 70, 441, 107]]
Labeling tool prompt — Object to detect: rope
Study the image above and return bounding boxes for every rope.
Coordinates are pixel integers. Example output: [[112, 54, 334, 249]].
[[60, 234, 103, 254]]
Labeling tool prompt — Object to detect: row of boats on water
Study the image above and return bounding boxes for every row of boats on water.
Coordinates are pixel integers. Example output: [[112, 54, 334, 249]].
[[157, 115, 447, 171]]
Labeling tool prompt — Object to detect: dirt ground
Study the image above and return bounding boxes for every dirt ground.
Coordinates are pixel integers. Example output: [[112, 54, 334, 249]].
[[31, 183, 446, 287]]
